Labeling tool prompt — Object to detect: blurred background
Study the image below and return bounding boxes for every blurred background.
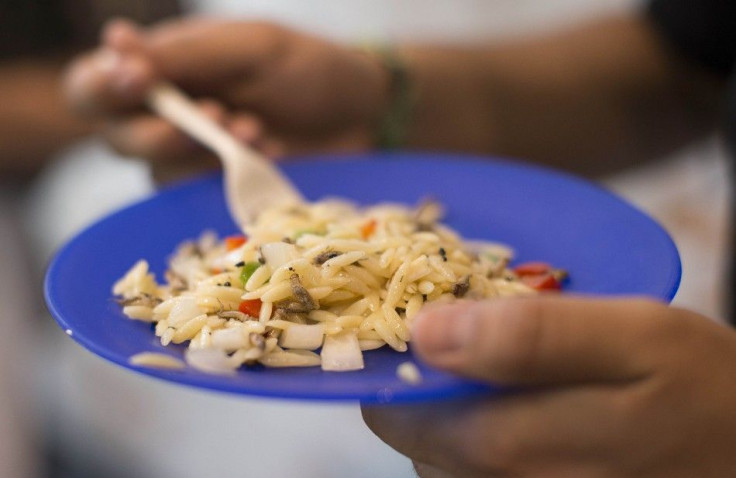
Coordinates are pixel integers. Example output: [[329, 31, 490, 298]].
[[1, 1, 729, 477]]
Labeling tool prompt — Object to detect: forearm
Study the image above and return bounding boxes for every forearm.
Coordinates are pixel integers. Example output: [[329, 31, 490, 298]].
[[400, 13, 724, 176], [0, 60, 92, 177]]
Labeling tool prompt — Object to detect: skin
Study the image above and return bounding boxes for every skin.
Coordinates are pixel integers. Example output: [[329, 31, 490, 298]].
[[65, 19, 390, 180], [64, 16, 724, 177], [0, 60, 90, 178], [63, 14, 734, 477], [363, 298, 736, 477], [398, 16, 723, 175]]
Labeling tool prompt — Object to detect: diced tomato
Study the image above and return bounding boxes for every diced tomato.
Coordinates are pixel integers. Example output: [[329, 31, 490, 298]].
[[513, 262, 552, 277], [238, 299, 263, 317], [521, 274, 561, 291], [224, 235, 247, 251], [360, 219, 377, 239]]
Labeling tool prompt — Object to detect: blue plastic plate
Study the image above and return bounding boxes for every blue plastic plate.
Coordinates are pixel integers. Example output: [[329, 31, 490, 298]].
[[45, 152, 680, 403]]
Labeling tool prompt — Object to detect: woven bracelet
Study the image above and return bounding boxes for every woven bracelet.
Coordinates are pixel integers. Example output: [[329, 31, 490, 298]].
[[372, 48, 415, 150]]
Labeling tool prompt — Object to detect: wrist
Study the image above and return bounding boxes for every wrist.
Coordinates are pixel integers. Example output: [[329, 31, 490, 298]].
[[360, 46, 416, 150]]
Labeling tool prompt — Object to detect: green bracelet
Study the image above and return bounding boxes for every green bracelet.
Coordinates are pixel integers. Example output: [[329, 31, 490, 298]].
[[373, 48, 415, 150]]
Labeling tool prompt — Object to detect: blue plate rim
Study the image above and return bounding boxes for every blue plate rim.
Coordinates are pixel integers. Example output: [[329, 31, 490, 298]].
[[44, 151, 682, 402]]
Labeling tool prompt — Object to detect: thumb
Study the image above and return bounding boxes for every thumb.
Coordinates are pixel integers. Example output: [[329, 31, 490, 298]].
[[411, 296, 674, 385]]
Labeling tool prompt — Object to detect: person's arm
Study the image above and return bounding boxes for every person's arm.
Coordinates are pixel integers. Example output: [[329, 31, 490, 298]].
[[65, 12, 725, 177], [0, 59, 92, 178], [400, 14, 725, 175], [0, 0, 183, 179]]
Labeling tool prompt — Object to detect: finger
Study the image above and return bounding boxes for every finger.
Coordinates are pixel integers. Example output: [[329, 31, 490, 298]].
[[363, 400, 513, 477], [257, 126, 376, 158], [103, 99, 227, 162], [226, 114, 289, 159], [412, 461, 459, 478], [64, 48, 155, 117], [362, 402, 468, 475], [103, 115, 194, 162], [150, 153, 221, 185], [254, 137, 287, 159], [226, 114, 264, 146], [363, 388, 620, 477], [102, 18, 146, 53], [411, 296, 674, 385], [142, 20, 286, 92]]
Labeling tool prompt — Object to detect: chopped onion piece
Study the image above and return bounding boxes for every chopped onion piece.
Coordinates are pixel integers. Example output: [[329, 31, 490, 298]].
[[260, 242, 299, 269], [185, 348, 237, 375], [229, 347, 264, 366], [321, 331, 364, 371], [210, 244, 247, 270], [210, 326, 248, 351], [278, 323, 325, 350]]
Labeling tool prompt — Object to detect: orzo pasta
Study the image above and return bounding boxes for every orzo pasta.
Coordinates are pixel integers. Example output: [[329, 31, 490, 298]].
[[113, 200, 562, 373]]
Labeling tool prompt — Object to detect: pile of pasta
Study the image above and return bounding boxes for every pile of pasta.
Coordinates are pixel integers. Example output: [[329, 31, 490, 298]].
[[113, 200, 543, 374]]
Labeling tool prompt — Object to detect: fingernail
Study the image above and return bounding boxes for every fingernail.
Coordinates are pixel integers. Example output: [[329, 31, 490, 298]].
[[230, 119, 261, 143], [95, 49, 122, 73], [103, 17, 141, 45], [412, 303, 478, 353], [111, 57, 148, 96], [94, 49, 146, 96]]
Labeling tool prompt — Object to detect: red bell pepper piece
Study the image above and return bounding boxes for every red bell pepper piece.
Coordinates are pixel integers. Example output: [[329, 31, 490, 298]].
[[224, 235, 247, 251], [513, 262, 552, 277], [238, 298, 263, 318]]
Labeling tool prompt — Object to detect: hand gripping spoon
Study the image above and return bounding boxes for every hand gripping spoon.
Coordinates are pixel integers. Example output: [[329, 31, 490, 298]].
[[146, 82, 304, 227]]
